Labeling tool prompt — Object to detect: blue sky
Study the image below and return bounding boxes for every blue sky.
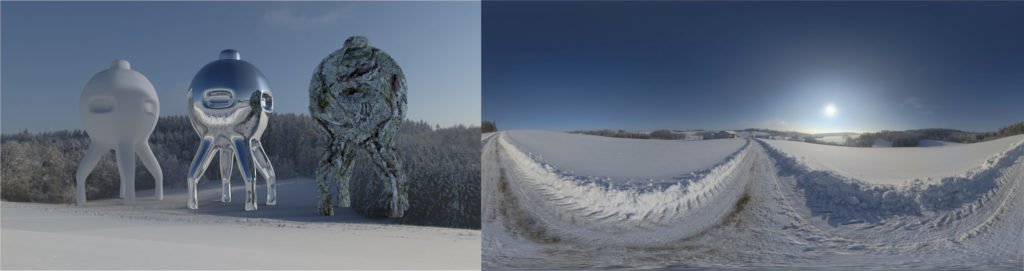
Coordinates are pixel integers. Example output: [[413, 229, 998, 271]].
[[2, 1, 480, 133], [483, 2, 1024, 133]]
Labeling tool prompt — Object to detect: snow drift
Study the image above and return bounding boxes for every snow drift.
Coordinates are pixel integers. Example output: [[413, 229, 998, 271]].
[[760, 135, 1024, 240], [487, 131, 753, 245]]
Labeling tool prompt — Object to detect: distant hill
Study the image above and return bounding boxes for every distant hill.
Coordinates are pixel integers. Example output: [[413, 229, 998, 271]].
[[813, 132, 860, 137], [564, 121, 1024, 148]]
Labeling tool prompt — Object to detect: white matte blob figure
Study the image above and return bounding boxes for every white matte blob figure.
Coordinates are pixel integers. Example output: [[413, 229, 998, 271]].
[[76, 60, 163, 205]]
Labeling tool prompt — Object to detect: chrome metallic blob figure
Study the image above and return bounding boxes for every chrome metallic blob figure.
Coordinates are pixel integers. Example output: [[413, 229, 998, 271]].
[[186, 49, 276, 211], [309, 36, 409, 218]]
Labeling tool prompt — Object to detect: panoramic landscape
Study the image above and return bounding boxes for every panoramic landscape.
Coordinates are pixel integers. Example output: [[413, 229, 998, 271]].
[[483, 2, 1024, 269], [482, 125, 1023, 269]]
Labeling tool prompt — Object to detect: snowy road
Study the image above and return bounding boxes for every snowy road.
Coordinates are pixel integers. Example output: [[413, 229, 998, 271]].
[[483, 131, 1024, 269], [1, 178, 480, 269]]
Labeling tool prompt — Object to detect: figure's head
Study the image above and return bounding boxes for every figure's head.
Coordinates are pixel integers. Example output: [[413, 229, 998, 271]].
[[187, 49, 273, 137], [80, 60, 160, 145]]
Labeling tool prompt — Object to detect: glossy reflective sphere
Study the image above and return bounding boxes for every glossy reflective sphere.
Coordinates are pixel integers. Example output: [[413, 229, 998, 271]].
[[188, 49, 273, 138]]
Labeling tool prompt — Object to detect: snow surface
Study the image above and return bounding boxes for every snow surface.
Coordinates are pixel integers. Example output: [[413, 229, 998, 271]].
[[484, 130, 1024, 269], [762, 135, 1024, 184], [1, 178, 480, 269], [485, 132, 752, 245], [503, 130, 745, 182], [481, 132, 496, 146]]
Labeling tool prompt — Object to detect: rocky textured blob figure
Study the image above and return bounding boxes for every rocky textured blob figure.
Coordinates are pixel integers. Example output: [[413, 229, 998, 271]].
[[77, 60, 163, 205], [309, 36, 409, 218], [186, 49, 276, 211]]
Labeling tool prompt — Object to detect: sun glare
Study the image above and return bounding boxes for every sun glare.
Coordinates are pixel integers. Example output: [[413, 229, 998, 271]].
[[824, 103, 837, 117]]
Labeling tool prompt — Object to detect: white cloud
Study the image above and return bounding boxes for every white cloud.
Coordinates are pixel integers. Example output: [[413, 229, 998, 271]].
[[905, 97, 932, 114], [263, 6, 354, 29]]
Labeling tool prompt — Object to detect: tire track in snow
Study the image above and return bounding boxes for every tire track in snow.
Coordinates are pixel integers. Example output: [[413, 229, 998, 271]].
[[489, 133, 560, 244]]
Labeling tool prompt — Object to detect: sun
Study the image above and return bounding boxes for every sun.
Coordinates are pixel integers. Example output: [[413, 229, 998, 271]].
[[823, 103, 837, 117]]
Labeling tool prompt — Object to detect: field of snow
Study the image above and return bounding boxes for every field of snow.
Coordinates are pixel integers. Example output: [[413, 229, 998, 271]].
[[1, 178, 480, 269], [763, 135, 1024, 184], [504, 130, 745, 181], [484, 131, 752, 245], [483, 130, 1024, 269]]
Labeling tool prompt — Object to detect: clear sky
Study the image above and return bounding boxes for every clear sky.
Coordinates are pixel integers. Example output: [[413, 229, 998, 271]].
[[2, 1, 480, 133], [483, 2, 1024, 134]]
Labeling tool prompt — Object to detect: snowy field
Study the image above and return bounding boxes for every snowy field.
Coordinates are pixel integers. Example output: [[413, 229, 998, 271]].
[[483, 130, 1024, 269], [504, 130, 745, 181], [762, 135, 1023, 184], [1, 178, 480, 269]]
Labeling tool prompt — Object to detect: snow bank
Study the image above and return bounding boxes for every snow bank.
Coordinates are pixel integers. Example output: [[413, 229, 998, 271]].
[[493, 132, 752, 244], [481, 132, 496, 146], [762, 135, 1024, 184], [503, 130, 745, 182], [760, 136, 1024, 228]]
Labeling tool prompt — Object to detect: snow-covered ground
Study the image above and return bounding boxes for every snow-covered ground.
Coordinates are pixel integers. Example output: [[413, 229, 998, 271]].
[[1, 178, 480, 269], [762, 135, 1023, 184], [481, 132, 497, 146], [483, 130, 1024, 269], [484, 131, 752, 246], [504, 130, 745, 181]]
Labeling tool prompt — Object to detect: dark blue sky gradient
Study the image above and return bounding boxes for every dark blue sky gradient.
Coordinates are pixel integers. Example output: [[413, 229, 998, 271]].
[[483, 2, 1024, 133]]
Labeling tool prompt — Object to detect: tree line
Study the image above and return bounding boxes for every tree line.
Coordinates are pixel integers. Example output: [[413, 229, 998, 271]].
[[846, 122, 1024, 147], [1, 114, 481, 229]]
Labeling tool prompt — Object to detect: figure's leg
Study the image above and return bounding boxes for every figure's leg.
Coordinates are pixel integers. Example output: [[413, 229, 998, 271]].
[[334, 143, 358, 208], [116, 141, 137, 204], [316, 140, 356, 215], [232, 137, 258, 211], [120, 175, 126, 199], [316, 143, 339, 215], [368, 141, 408, 218], [136, 140, 163, 200], [186, 137, 217, 209], [219, 148, 234, 203], [250, 139, 276, 205], [75, 144, 106, 205]]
